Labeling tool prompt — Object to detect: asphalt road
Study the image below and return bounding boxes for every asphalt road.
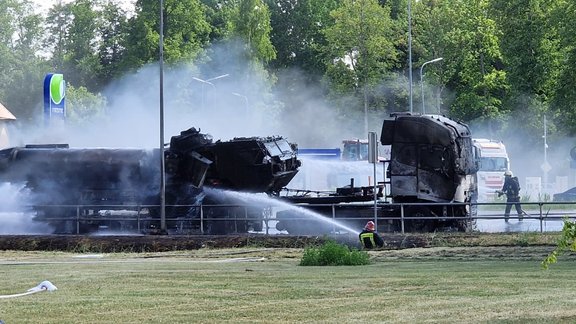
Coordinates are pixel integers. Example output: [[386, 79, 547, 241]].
[[474, 207, 570, 233]]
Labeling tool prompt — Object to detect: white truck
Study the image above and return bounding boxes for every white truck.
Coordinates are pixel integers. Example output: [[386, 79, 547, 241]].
[[473, 138, 510, 202]]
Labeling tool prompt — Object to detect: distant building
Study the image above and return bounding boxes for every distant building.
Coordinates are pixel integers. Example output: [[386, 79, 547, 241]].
[[0, 102, 16, 149]]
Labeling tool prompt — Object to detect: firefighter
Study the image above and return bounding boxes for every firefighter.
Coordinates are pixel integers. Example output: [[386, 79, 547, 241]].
[[359, 221, 384, 249], [497, 170, 525, 222]]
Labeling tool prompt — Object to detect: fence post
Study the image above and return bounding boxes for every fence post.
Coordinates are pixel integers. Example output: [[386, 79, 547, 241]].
[[539, 203, 543, 233], [200, 205, 204, 234], [137, 206, 141, 233], [76, 206, 80, 234], [400, 203, 405, 234], [332, 204, 336, 233], [467, 201, 472, 233]]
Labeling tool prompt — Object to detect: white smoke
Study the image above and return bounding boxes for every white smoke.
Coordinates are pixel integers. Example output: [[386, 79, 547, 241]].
[[0, 183, 53, 234]]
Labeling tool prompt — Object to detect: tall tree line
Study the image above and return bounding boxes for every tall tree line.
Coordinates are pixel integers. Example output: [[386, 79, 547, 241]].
[[2, 0, 576, 145]]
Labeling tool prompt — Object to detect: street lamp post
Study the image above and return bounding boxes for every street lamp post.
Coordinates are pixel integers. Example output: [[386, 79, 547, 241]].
[[192, 74, 229, 109], [408, 0, 413, 113], [231, 92, 249, 115], [159, 0, 166, 233], [420, 57, 443, 114]]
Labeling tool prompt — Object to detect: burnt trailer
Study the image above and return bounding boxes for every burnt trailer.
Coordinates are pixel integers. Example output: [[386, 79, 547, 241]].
[[0, 127, 300, 234], [275, 113, 479, 234]]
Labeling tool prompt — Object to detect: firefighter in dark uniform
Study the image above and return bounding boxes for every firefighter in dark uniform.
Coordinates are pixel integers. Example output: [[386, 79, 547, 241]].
[[359, 221, 384, 249], [498, 170, 525, 222]]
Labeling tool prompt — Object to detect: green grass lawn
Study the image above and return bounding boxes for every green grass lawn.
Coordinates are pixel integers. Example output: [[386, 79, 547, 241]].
[[1, 248, 576, 323]]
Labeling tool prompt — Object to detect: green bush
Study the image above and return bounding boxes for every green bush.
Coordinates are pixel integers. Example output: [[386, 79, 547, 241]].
[[299, 240, 371, 266]]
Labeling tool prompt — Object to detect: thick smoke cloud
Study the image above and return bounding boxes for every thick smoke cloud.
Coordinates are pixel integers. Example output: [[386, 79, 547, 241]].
[[9, 42, 380, 150]]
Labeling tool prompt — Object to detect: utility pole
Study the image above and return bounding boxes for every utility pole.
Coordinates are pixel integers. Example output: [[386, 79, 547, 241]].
[[542, 115, 551, 195], [159, 0, 166, 233], [420, 58, 443, 114], [408, 0, 413, 113]]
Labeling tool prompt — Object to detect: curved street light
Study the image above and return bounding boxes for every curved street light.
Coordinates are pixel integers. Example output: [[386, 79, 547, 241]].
[[231, 92, 249, 115], [192, 74, 230, 109], [420, 57, 443, 114]]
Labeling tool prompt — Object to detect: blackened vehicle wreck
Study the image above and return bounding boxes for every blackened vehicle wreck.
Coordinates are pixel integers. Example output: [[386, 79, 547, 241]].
[[0, 114, 479, 236], [0, 127, 300, 234], [275, 113, 479, 234]]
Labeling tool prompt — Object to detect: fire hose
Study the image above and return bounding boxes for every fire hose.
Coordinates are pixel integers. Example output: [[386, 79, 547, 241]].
[[0, 280, 57, 299]]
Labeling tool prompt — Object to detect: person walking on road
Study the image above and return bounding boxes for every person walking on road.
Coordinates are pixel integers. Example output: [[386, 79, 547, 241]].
[[359, 221, 384, 249], [497, 170, 526, 222]]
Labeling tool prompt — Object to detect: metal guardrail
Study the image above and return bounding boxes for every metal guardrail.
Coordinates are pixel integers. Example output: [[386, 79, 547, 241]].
[[1, 201, 574, 234]]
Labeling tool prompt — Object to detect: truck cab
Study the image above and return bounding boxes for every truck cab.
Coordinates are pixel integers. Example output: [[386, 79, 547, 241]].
[[472, 138, 510, 201]]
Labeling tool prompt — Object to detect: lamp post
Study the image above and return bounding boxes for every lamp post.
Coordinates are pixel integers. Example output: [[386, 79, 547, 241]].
[[159, 0, 166, 233], [542, 115, 550, 194], [231, 92, 249, 115], [420, 57, 443, 114], [192, 74, 229, 109], [408, 0, 413, 113]]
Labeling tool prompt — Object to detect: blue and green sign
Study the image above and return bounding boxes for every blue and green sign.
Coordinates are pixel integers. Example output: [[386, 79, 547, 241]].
[[43, 73, 66, 125]]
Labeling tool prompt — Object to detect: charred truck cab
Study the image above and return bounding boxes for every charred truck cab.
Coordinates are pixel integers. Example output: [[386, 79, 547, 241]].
[[381, 113, 479, 232]]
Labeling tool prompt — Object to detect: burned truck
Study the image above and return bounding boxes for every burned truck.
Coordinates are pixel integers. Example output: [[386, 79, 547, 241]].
[[0, 127, 300, 234], [275, 113, 479, 234], [379, 113, 478, 231]]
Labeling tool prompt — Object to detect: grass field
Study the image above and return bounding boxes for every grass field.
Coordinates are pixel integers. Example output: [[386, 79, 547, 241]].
[[1, 247, 576, 323]]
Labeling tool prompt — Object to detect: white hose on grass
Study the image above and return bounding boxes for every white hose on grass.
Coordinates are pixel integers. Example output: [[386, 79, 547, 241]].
[[0, 280, 57, 299]]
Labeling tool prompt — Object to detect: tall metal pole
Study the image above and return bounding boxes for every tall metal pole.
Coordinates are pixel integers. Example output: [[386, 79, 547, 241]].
[[368, 132, 378, 230], [408, 0, 413, 113], [159, 0, 166, 232], [420, 57, 443, 114], [543, 115, 548, 193]]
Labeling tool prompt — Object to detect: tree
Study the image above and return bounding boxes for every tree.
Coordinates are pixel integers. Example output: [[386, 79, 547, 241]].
[[267, 0, 340, 76], [322, 0, 397, 134], [44, 0, 73, 72], [44, 0, 102, 91], [266, 0, 341, 144], [0, 0, 48, 122], [65, 0, 102, 90], [96, 0, 130, 86], [489, 0, 563, 143], [65, 84, 108, 126], [230, 0, 276, 63], [426, 0, 508, 123], [120, 0, 211, 71], [491, 0, 562, 98], [201, 0, 236, 41], [549, 0, 576, 135]]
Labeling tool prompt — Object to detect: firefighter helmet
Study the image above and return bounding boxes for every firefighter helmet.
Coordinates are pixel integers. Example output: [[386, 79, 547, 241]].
[[365, 221, 375, 231]]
